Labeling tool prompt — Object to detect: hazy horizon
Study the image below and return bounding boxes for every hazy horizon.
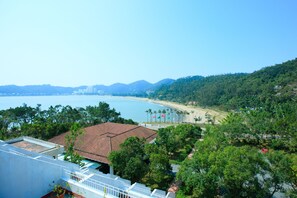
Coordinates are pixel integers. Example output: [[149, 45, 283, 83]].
[[1, 1, 297, 86], [0, 78, 175, 87]]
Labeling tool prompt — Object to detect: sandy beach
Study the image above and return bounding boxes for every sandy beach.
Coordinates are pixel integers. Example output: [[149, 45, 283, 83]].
[[126, 97, 228, 124]]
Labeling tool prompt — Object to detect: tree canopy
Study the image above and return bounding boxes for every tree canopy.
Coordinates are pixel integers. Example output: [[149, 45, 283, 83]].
[[108, 137, 148, 183], [64, 123, 85, 166], [155, 124, 202, 162], [108, 124, 202, 190], [177, 105, 297, 197], [0, 102, 137, 140]]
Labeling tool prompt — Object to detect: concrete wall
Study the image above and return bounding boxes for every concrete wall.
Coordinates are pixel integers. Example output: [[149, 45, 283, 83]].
[[0, 142, 79, 198], [0, 141, 172, 198]]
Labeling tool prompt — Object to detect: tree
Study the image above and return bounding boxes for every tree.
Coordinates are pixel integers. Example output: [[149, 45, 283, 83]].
[[155, 126, 178, 155], [194, 116, 202, 123], [148, 109, 152, 123], [86, 102, 121, 124], [153, 111, 157, 123], [177, 126, 297, 198], [155, 124, 202, 161], [162, 109, 166, 123], [143, 144, 173, 190], [64, 123, 84, 166], [218, 103, 297, 151], [0, 102, 136, 141], [145, 110, 149, 123], [158, 110, 162, 123], [266, 151, 297, 197], [287, 154, 297, 197], [178, 145, 267, 197], [108, 137, 148, 183]]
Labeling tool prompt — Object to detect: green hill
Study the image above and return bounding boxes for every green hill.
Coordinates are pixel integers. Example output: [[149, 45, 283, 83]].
[[150, 58, 297, 110]]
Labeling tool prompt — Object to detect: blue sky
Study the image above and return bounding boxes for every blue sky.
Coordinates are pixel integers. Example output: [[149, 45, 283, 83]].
[[0, 0, 297, 86]]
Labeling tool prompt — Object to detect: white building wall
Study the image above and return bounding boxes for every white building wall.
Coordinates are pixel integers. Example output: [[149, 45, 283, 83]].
[[0, 142, 79, 198], [0, 141, 172, 198]]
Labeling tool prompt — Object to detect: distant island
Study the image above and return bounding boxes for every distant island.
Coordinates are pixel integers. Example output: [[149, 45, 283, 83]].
[[0, 79, 175, 97]]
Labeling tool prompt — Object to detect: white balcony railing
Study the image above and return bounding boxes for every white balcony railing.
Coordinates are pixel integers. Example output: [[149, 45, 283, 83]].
[[63, 169, 167, 198], [63, 169, 135, 198]]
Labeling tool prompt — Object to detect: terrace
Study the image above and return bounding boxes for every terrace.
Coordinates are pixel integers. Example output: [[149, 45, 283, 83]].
[[5, 136, 64, 158], [0, 139, 175, 198]]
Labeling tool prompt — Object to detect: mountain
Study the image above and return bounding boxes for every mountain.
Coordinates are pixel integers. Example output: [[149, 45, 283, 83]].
[[150, 58, 297, 110], [92, 79, 175, 96], [152, 78, 175, 88], [106, 80, 152, 95], [129, 80, 152, 92], [0, 79, 175, 97], [0, 85, 75, 96]]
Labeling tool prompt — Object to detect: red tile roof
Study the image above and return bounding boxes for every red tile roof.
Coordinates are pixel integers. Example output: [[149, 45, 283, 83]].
[[49, 122, 157, 164]]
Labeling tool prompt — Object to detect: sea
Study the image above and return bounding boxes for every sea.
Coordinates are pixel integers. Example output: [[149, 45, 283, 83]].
[[0, 95, 168, 123]]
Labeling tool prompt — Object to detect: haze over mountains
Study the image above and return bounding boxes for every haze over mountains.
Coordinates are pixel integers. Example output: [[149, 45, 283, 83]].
[[1, 58, 297, 107], [0, 79, 175, 96]]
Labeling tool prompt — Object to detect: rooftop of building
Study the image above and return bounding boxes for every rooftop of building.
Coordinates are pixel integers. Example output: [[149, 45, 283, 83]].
[[5, 136, 64, 158], [0, 138, 175, 198], [49, 122, 157, 164]]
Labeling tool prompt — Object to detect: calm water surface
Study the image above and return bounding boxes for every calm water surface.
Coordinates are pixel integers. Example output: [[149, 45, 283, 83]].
[[0, 95, 167, 122]]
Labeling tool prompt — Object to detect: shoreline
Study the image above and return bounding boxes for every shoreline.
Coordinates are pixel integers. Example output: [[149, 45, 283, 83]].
[[0, 94, 227, 124], [125, 96, 228, 124]]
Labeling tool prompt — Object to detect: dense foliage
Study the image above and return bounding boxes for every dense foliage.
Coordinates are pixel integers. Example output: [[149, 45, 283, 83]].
[[109, 137, 149, 183], [142, 144, 173, 189], [177, 103, 297, 197], [155, 124, 202, 162], [109, 58, 297, 196], [0, 102, 136, 140], [150, 58, 297, 110], [108, 124, 201, 190], [219, 103, 297, 152]]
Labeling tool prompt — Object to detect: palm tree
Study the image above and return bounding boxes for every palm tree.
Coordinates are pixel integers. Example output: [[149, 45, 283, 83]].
[[165, 109, 169, 123], [170, 109, 174, 123], [153, 110, 157, 123], [176, 111, 181, 123], [148, 109, 152, 123], [145, 110, 149, 123], [183, 110, 189, 122], [162, 109, 166, 123], [194, 116, 202, 123], [158, 110, 162, 123]]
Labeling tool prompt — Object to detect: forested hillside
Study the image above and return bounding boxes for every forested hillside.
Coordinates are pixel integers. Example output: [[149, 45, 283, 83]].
[[150, 58, 297, 110], [148, 58, 297, 197]]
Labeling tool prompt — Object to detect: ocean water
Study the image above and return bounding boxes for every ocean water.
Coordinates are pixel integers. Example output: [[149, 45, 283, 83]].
[[0, 95, 168, 122]]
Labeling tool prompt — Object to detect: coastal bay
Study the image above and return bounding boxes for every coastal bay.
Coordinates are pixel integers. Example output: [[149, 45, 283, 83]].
[[0, 95, 227, 124], [127, 97, 227, 124], [0, 95, 168, 123]]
